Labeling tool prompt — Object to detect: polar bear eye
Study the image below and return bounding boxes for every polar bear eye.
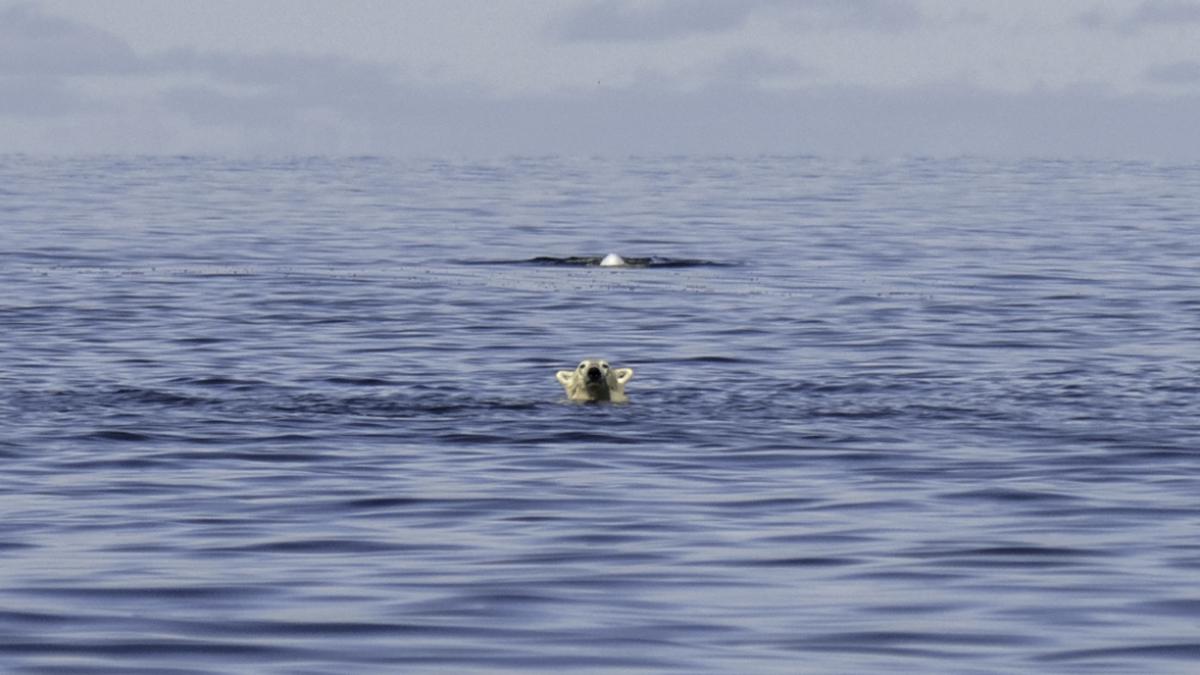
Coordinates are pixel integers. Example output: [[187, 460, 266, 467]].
[[599, 362, 609, 370], [578, 363, 587, 370]]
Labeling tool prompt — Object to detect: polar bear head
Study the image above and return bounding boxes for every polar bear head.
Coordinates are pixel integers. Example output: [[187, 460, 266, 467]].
[[555, 359, 634, 403]]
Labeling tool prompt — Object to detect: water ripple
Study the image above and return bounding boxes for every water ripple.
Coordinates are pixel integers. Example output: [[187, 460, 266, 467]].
[[2, 155, 1199, 673]]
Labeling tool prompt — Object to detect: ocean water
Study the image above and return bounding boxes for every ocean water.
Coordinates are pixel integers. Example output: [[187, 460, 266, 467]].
[[1, 155, 1199, 674]]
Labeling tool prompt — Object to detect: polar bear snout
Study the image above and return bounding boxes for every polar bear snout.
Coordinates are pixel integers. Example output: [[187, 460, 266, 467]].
[[556, 359, 634, 403]]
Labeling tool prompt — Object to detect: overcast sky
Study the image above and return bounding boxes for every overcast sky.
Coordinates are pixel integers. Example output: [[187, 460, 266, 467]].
[[4, 0, 1200, 158]]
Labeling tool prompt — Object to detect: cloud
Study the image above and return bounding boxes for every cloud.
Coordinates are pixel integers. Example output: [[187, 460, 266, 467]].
[[151, 49, 406, 121], [703, 49, 817, 88], [0, 2, 141, 118], [1073, 9, 1112, 30], [0, 75, 81, 117], [0, 4, 421, 153], [551, 0, 923, 42], [4, 2, 1200, 159], [150, 57, 458, 154], [151, 49, 394, 89], [774, 0, 923, 32], [147, 50, 421, 153], [1145, 60, 1200, 85], [8, 67, 1200, 159], [1076, 0, 1200, 31], [399, 83, 1200, 160], [551, 0, 757, 42], [0, 2, 139, 76], [1130, 0, 1200, 26]]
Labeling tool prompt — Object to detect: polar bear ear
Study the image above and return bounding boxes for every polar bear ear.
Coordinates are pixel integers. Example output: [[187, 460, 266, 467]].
[[614, 367, 633, 384], [556, 370, 574, 386]]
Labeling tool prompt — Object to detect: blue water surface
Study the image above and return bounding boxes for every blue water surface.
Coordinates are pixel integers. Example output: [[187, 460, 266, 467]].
[[2, 155, 1199, 673]]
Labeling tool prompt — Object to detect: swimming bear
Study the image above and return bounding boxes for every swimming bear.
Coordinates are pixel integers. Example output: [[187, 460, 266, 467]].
[[555, 359, 634, 402]]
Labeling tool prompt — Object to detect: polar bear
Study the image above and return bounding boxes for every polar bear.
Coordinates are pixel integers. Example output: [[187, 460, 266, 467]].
[[556, 359, 634, 403]]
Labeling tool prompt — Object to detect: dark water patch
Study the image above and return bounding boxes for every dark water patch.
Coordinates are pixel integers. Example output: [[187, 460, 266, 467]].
[[210, 450, 336, 464], [1038, 643, 1200, 663], [100, 542, 184, 555], [519, 429, 642, 446], [207, 538, 413, 555], [909, 544, 1101, 559], [904, 544, 1105, 570], [337, 496, 434, 511], [1037, 505, 1200, 520], [1134, 598, 1200, 617], [756, 531, 877, 546], [1120, 447, 1200, 462], [0, 638, 301, 659], [954, 545, 1097, 558], [74, 429, 157, 443], [0, 541, 36, 552], [1167, 555, 1200, 571], [863, 602, 972, 616], [323, 375, 396, 386], [715, 496, 822, 510], [163, 617, 419, 639], [436, 431, 519, 446], [554, 531, 655, 546], [732, 555, 862, 568], [939, 487, 1083, 504], [371, 650, 687, 672], [502, 548, 670, 566], [800, 630, 1043, 650], [848, 569, 971, 582], [173, 335, 224, 345], [667, 353, 755, 364], [0, 609, 74, 627], [18, 584, 277, 603], [168, 375, 273, 389]]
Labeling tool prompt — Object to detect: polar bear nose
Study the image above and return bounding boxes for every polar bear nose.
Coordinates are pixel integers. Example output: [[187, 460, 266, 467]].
[[586, 366, 603, 383]]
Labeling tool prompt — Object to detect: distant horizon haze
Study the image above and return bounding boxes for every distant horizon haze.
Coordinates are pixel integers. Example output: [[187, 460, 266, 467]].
[[4, 1, 1200, 159]]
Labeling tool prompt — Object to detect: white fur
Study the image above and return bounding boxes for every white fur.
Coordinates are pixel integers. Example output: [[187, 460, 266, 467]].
[[555, 358, 634, 402], [599, 252, 627, 267]]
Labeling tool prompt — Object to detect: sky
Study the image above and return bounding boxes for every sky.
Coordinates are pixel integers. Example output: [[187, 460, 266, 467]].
[[3, 0, 1200, 158]]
